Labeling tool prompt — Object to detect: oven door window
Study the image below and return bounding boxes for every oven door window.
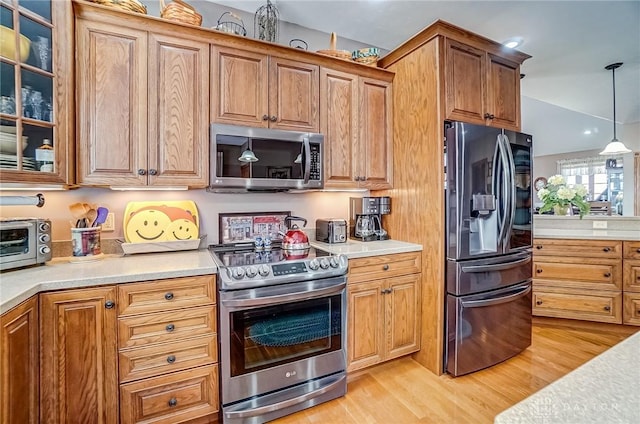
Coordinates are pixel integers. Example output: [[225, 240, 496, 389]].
[[0, 227, 30, 256], [230, 294, 342, 377]]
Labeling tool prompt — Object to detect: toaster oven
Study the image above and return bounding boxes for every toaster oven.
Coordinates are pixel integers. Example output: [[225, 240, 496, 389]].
[[0, 218, 52, 271], [315, 219, 347, 244]]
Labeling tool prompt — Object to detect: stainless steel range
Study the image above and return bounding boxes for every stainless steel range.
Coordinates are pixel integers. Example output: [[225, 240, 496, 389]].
[[210, 242, 348, 424]]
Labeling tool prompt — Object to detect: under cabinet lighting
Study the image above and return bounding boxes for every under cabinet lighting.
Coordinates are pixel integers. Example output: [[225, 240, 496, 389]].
[[109, 186, 189, 191], [0, 183, 71, 191]]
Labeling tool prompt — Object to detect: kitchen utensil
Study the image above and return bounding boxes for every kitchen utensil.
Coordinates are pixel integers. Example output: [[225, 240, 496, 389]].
[[93, 207, 109, 227], [85, 208, 98, 228], [69, 202, 90, 220]]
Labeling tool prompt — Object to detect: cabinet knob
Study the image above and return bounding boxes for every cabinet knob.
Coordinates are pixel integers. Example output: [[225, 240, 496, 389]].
[[484, 113, 495, 119], [381, 289, 387, 294], [604, 306, 611, 311], [166, 324, 175, 332], [536, 268, 543, 274], [604, 272, 611, 278], [536, 245, 543, 250], [104, 300, 115, 309], [382, 264, 389, 271], [148, 169, 157, 176], [603, 247, 611, 252], [168, 398, 178, 407], [536, 300, 543, 305], [262, 114, 269, 121], [270, 115, 277, 122], [137, 169, 147, 175], [636, 248, 640, 253], [167, 355, 176, 364], [165, 292, 174, 301]]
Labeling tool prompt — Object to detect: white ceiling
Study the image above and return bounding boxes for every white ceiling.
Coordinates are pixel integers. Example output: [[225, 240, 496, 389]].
[[212, 0, 640, 125]]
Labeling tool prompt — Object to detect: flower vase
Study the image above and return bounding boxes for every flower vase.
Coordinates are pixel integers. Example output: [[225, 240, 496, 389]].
[[553, 205, 571, 216]]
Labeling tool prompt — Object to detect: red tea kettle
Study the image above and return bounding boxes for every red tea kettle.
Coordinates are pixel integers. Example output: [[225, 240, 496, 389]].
[[280, 216, 310, 257]]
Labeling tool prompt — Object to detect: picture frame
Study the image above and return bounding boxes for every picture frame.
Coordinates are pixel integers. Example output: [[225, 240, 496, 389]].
[[267, 166, 292, 179], [218, 211, 291, 244]]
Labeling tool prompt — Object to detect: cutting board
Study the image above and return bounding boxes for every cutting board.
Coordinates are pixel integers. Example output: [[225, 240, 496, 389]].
[[123, 200, 199, 243]]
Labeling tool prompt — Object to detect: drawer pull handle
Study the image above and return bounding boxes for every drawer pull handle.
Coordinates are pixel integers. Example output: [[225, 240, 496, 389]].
[[603, 247, 611, 252], [536, 268, 543, 274], [604, 272, 611, 278], [165, 292, 174, 301], [604, 306, 611, 312], [104, 300, 115, 309], [166, 324, 175, 332], [167, 355, 176, 364], [536, 300, 543, 305], [168, 397, 178, 407], [536, 245, 543, 250], [382, 264, 389, 271]]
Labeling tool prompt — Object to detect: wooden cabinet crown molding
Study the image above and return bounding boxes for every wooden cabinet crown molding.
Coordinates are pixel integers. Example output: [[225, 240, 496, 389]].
[[72, 0, 394, 81], [379, 19, 531, 69]]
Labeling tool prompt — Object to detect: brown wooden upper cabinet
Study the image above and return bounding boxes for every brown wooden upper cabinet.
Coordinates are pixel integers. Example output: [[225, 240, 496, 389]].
[[444, 39, 522, 131], [212, 45, 319, 132], [0, 0, 73, 186], [74, 5, 209, 187], [320, 68, 393, 189]]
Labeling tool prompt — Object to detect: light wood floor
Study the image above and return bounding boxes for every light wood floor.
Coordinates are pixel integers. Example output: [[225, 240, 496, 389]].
[[272, 317, 638, 424]]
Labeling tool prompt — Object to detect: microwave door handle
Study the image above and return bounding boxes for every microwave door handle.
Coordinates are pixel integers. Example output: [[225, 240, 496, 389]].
[[302, 136, 311, 183]]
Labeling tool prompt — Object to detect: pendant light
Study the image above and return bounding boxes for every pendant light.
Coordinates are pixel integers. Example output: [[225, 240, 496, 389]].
[[238, 149, 258, 163], [599, 62, 632, 155]]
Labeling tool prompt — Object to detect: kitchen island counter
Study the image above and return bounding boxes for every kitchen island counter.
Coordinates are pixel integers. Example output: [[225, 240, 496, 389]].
[[0, 250, 217, 314], [494, 329, 640, 423], [534, 228, 640, 241], [310, 239, 423, 258]]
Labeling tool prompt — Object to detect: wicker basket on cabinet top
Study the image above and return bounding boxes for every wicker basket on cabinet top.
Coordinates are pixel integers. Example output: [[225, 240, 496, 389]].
[[160, 0, 202, 26], [88, 0, 147, 14]]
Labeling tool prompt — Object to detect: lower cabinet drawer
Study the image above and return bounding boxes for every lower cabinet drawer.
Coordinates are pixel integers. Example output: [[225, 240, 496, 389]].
[[532, 287, 622, 324], [623, 260, 640, 292], [120, 364, 219, 424], [623, 293, 640, 326], [119, 335, 217, 383]]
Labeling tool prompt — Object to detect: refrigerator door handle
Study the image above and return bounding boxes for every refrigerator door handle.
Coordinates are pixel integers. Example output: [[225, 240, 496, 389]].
[[461, 256, 531, 273], [501, 134, 517, 248], [460, 283, 532, 308], [495, 135, 510, 248]]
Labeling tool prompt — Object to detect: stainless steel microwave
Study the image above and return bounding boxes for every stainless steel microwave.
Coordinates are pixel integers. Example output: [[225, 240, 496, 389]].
[[209, 124, 324, 192], [0, 218, 52, 271]]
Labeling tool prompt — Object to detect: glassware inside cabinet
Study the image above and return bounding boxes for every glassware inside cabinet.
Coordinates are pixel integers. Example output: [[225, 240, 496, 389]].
[[20, 14, 52, 71], [19, 0, 52, 22], [21, 68, 53, 122], [0, 62, 17, 116]]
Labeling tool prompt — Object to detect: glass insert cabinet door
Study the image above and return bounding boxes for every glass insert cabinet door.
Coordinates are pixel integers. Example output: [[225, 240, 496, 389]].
[[0, 0, 70, 181]]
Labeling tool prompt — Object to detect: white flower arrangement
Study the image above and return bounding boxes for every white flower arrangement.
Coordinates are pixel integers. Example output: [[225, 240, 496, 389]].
[[537, 174, 590, 218]]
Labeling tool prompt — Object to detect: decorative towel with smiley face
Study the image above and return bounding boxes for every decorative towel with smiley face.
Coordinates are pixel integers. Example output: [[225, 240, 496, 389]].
[[123, 201, 199, 243]]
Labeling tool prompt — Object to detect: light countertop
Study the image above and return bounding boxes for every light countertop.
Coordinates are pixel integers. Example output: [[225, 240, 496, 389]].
[[0, 250, 217, 314], [1, 239, 423, 315], [494, 330, 640, 423], [534, 228, 640, 241], [310, 239, 423, 258]]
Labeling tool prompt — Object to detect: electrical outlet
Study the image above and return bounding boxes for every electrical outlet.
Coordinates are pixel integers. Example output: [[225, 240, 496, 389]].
[[102, 212, 115, 232], [593, 221, 607, 229]]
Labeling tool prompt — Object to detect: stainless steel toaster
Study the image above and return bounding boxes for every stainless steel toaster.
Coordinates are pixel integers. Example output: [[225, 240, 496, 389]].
[[315, 218, 347, 243]]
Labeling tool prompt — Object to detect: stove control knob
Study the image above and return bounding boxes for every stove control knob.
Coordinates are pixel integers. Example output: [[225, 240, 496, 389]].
[[245, 266, 257, 278], [231, 267, 246, 279], [329, 257, 340, 268], [319, 258, 330, 269], [308, 259, 320, 270], [258, 264, 270, 276]]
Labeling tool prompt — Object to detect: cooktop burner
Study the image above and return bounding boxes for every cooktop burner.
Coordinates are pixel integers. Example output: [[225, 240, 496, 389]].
[[209, 242, 348, 290]]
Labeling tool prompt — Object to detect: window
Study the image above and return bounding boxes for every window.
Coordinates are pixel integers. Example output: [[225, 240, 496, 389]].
[[557, 156, 623, 202]]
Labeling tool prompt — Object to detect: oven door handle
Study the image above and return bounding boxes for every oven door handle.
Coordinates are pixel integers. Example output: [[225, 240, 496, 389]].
[[221, 281, 346, 309], [224, 374, 346, 419]]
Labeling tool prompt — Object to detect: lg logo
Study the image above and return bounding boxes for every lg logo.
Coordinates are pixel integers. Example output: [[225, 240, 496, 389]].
[[285, 370, 297, 378]]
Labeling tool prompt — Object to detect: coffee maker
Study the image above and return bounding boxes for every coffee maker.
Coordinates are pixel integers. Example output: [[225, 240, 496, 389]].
[[349, 197, 391, 241]]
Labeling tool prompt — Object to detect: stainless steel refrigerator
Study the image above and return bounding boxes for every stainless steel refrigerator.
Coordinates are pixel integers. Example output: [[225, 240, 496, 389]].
[[444, 120, 533, 376]]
